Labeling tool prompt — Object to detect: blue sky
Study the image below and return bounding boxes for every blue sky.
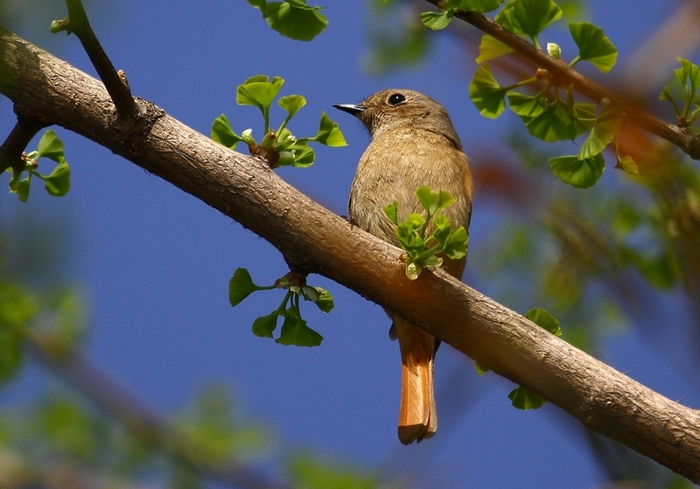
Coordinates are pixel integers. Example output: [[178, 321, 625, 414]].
[[1, 1, 698, 487]]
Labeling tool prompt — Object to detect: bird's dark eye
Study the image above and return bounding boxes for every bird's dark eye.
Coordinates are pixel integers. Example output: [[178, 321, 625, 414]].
[[387, 93, 406, 106]]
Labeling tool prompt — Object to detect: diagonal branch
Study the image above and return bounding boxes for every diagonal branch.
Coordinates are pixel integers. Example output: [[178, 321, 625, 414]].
[[1, 28, 699, 482], [422, 1, 700, 160], [28, 334, 293, 489]]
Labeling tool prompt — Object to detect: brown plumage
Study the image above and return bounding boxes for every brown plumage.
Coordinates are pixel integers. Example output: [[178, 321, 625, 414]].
[[334, 89, 473, 444]]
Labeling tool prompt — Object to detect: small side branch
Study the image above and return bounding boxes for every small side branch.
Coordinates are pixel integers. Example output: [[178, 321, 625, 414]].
[[52, 0, 140, 121], [0, 116, 45, 173]]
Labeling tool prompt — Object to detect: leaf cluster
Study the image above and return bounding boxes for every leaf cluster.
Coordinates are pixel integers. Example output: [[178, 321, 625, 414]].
[[660, 58, 700, 129], [212, 75, 346, 169], [384, 186, 468, 280], [5, 130, 71, 202], [0, 384, 272, 485], [228, 268, 333, 347], [0, 279, 85, 383], [458, 0, 631, 189]]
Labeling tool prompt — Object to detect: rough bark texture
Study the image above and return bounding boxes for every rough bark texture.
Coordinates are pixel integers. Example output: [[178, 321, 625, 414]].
[[1, 28, 699, 481]]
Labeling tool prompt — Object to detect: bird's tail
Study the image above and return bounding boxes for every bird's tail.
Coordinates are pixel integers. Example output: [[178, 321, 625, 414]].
[[394, 318, 437, 444]]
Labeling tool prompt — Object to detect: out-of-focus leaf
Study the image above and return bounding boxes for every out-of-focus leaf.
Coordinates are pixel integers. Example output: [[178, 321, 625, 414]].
[[579, 104, 623, 160], [549, 153, 605, 188], [525, 307, 562, 336]]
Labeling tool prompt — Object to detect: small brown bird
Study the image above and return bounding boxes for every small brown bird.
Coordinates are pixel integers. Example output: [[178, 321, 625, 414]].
[[334, 90, 473, 444]]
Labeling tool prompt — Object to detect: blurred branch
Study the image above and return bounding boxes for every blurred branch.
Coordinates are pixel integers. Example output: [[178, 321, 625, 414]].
[[27, 335, 292, 489], [422, 1, 700, 160], [619, 0, 700, 96], [2, 27, 700, 483]]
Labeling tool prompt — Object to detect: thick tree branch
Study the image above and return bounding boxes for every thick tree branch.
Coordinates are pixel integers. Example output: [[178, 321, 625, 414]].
[[1, 29, 699, 482], [422, 2, 700, 160]]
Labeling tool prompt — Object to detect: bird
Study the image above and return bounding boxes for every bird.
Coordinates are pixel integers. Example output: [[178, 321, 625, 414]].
[[334, 89, 473, 444]]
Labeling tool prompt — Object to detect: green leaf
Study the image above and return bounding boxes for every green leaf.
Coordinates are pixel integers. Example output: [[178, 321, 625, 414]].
[[520, 101, 575, 142], [494, 3, 516, 31], [615, 155, 639, 174], [312, 111, 347, 147], [549, 153, 605, 188], [569, 22, 618, 73], [509, 385, 547, 410], [512, 0, 562, 41], [0, 323, 23, 381], [415, 186, 455, 215], [0, 282, 38, 328], [432, 214, 452, 244], [469, 65, 508, 119], [443, 226, 469, 260], [395, 214, 426, 252], [212, 114, 243, 150], [228, 268, 264, 307], [39, 398, 101, 458], [38, 160, 71, 197], [579, 104, 623, 160], [420, 10, 454, 31], [251, 312, 279, 338], [525, 308, 562, 336], [618, 247, 676, 289], [278, 94, 307, 118], [248, 0, 328, 41], [312, 288, 334, 313], [12, 176, 31, 203], [405, 261, 421, 281], [475, 361, 489, 375], [674, 58, 700, 91], [384, 201, 399, 225], [568, 102, 598, 137], [276, 316, 323, 346], [288, 454, 378, 489], [476, 34, 515, 64], [507, 91, 546, 118], [236, 75, 285, 112], [446, 0, 505, 11], [36, 130, 65, 163], [291, 143, 316, 167]]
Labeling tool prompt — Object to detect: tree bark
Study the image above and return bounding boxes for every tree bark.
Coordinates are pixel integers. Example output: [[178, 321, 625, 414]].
[[1, 28, 699, 481]]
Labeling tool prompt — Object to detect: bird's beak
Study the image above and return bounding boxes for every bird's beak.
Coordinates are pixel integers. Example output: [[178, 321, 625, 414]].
[[333, 103, 366, 117]]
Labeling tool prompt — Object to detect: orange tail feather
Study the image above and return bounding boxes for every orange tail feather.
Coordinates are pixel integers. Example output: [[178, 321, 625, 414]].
[[394, 318, 437, 444]]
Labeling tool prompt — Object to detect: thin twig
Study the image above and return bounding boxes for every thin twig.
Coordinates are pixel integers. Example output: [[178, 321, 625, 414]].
[[53, 0, 140, 121]]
